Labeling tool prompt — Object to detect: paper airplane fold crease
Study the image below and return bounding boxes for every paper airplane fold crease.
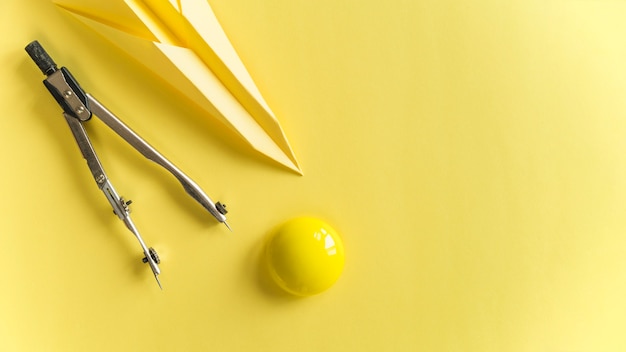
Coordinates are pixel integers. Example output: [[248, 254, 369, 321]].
[[53, 0, 302, 174]]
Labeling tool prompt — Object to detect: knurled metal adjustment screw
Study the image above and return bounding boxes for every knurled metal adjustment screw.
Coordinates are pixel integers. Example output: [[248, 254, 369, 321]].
[[119, 197, 132, 210], [216, 202, 228, 215], [142, 247, 160, 264]]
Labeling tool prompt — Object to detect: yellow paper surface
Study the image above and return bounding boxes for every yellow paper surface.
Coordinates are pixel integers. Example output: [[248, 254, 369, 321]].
[[2, 0, 626, 351]]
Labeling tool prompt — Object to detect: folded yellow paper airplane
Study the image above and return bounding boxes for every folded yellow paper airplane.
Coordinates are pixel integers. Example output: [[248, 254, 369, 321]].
[[53, 0, 302, 174]]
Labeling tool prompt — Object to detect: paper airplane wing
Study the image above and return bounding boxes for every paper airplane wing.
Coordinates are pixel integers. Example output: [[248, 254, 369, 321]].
[[53, 0, 302, 174]]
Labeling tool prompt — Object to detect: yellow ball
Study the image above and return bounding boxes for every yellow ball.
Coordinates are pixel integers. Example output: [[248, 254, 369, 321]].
[[265, 217, 345, 296]]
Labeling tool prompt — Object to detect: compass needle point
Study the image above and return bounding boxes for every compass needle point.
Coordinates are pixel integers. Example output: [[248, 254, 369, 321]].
[[155, 275, 163, 290]]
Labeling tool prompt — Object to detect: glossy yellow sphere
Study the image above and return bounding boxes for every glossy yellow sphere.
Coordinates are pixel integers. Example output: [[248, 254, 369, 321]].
[[265, 217, 345, 296]]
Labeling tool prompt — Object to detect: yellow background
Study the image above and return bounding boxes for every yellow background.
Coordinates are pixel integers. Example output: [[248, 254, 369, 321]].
[[2, 0, 626, 350]]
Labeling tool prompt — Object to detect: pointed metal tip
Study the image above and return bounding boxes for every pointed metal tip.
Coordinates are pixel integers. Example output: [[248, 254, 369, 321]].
[[223, 221, 232, 232], [155, 274, 163, 290]]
